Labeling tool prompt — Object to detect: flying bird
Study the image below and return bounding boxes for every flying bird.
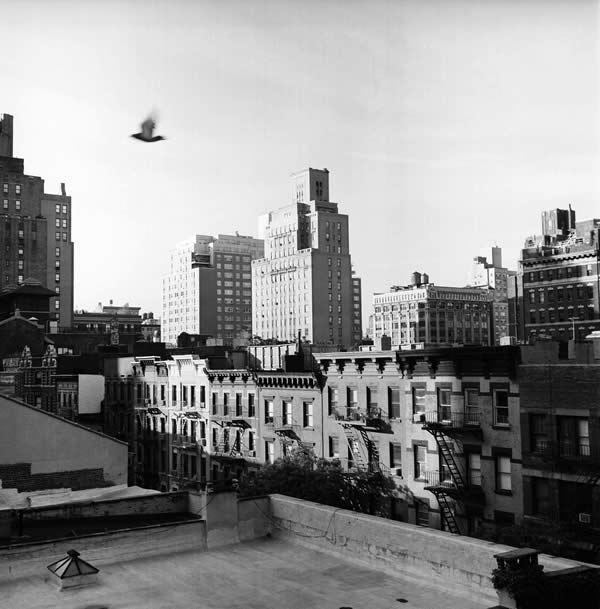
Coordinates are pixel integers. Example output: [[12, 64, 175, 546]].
[[131, 114, 165, 142]]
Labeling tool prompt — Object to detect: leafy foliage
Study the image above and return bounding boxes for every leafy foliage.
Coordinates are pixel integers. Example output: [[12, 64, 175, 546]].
[[237, 449, 395, 516]]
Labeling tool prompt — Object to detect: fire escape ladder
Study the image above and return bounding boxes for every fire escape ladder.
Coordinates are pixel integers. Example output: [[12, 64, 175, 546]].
[[431, 430, 465, 489], [342, 425, 368, 470], [429, 490, 460, 534], [357, 426, 382, 472], [229, 430, 243, 457]]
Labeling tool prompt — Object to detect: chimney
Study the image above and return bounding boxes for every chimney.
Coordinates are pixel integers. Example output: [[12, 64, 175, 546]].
[[61, 182, 66, 196]]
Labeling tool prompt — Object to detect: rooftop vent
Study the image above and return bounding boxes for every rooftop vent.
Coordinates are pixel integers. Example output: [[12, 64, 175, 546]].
[[47, 549, 99, 589]]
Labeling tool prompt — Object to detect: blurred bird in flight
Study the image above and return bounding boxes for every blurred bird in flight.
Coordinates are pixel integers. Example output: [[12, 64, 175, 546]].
[[131, 113, 165, 142]]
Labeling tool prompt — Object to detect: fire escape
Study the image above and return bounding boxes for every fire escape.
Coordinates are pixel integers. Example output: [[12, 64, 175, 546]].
[[421, 411, 484, 535], [273, 416, 313, 456], [336, 406, 392, 474]]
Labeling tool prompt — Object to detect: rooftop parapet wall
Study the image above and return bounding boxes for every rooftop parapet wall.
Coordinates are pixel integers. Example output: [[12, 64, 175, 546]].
[[268, 495, 589, 602]]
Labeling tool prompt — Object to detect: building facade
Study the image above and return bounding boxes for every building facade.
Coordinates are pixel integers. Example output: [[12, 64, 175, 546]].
[[0, 114, 74, 328], [162, 234, 264, 346], [105, 343, 525, 536], [370, 273, 492, 349], [469, 247, 516, 345], [252, 168, 362, 349], [519, 339, 600, 543], [316, 346, 522, 534], [520, 207, 600, 343]]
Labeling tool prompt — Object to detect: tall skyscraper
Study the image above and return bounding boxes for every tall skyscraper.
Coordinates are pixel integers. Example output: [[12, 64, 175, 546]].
[[162, 234, 264, 346], [0, 114, 73, 328], [252, 168, 362, 349], [469, 246, 516, 345]]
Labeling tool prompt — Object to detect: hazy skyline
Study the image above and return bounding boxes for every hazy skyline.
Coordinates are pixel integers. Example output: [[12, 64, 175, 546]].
[[2, 0, 599, 322]]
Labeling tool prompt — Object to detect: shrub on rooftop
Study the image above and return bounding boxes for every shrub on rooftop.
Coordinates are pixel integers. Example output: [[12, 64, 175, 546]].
[[237, 448, 395, 517]]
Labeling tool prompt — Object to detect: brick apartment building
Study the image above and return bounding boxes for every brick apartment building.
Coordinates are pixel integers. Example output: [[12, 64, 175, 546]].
[[0, 114, 74, 329], [520, 207, 600, 343]]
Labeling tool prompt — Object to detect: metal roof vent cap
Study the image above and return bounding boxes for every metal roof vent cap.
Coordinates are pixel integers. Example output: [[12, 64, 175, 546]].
[[47, 549, 99, 590]]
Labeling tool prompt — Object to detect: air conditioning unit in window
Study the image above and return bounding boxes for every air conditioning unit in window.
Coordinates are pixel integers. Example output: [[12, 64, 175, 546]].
[[579, 512, 592, 524], [247, 450, 256, 457], [413, 413, 425, 423], [394, 468, 403, 477]]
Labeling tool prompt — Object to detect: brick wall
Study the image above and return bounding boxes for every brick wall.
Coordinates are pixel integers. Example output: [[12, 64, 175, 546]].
[[0, 462, 107, 492]]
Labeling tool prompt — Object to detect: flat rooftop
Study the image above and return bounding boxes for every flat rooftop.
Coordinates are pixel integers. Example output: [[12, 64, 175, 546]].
[[2, 537, 484, 609]]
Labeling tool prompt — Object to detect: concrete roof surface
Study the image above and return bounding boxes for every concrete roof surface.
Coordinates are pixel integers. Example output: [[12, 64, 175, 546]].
[[1, 538, 485, 609]]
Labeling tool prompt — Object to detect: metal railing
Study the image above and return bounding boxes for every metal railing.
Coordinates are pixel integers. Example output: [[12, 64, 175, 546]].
[[532, 439, 594, 460], [420, 410, 481, 428], [419, 469, 457, 489]]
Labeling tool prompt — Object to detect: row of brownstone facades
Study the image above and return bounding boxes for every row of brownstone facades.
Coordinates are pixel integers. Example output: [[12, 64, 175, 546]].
[[102, 341, 600, 536]]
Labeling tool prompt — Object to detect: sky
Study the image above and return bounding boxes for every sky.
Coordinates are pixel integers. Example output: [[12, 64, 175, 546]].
[[1, 0, 599, 323]]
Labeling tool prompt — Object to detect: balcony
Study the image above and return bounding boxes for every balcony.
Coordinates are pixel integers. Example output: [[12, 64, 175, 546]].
[[364, 407, 392, 434], [421, 470, 485, 505], [334, 406, 365, 423], [171, 434, 200, 449], [420, 411, 482, 437], [530, 439, 598, 465]]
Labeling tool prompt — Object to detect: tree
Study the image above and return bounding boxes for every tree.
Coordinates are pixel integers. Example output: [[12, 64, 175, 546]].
[[237, 449, 395, 517]]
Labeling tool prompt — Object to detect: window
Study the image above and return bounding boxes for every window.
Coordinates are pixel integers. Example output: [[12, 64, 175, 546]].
[[388, 387, 401, 419], [367, 387, 377, 415], [530, 414, 548, 453], [329, 436, 340, 458], [248, 394, 255, 417], [55, 273, 60, 282], [438, 388, 451, 421], [415, 500, 429, 527], [264, 399, 274, 424], [389, 442, 402, 476], [55, 203, 61, 213], [235, 393, 242, 417], [223, 393, 229, 416], [347, 387, 358, 409], [558, 416, 590, 457], [62, 232, 67, 241], [56, 232, 60, 241], [303, 402, 313, 428], [265, 440, 275, 464], [464, 388, 479, 424], [62, 219, 67, 228], [282, 400, 292, 426], [495, 456, 512, 492], [414, 445, 426, 480], [328, 386, 338, 415], [532, 477, 553, 518], [468, 453, 481, 486], [2, 184, 7, 194], [412, 387, 426, 419], [62, 204, 67, 214], [2, 200, 7, 210], [54, 300, 60, 310], [56, 218, 61, 227], [55, 247, 60, 256], [15, 184, 20, 195], [493, 389, 509, 425]]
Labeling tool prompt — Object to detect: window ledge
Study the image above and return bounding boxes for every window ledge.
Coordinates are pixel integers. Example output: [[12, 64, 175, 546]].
[[495, 489, 513, 496], [492, 424, 511, 430]]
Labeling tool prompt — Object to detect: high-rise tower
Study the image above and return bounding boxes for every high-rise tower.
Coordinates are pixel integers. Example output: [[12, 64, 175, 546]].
[[252, 168, 362, 349], [0, 114, 73, 328], [162, 234, 264, 346]]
